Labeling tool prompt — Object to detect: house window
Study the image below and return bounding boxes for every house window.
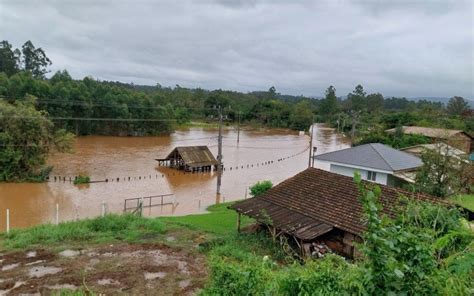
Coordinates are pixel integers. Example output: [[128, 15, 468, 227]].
[[367, 171, 377, 181]]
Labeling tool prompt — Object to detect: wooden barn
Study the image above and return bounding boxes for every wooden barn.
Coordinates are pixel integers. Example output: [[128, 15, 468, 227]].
[[156, 146, 218, 172], [231, 168, 444, 258]]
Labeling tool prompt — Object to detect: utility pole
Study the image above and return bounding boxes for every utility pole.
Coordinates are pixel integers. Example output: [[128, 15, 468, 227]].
[[312, 147, 317, 168], [308, 123, 314, 168], [216, 106, 223, 195], [237, 110, 241, 144]]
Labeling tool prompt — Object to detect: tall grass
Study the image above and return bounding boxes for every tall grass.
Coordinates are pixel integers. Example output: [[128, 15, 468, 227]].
[[2, 214, 165, 249]]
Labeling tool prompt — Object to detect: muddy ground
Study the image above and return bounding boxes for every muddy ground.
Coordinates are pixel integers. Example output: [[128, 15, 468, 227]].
[[0, 242, 207, 295]]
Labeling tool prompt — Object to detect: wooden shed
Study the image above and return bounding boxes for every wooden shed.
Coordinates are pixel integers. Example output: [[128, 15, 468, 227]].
[[231, 168, 445, 258], [156, 146, 218, 172]]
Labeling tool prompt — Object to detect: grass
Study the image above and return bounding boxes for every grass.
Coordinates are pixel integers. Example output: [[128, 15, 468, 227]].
[[0, 214, 166, 249], [0, 202, 252, 250], [161, 203, 252, 235], [450, 194, 474, 212]]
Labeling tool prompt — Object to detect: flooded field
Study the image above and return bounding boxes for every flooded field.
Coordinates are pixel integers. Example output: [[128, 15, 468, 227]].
[[0, 124, 350, 230]]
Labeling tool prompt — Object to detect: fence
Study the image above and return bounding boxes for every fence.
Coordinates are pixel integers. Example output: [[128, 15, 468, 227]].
[[123, 194, 175, 215], [45, 145, 310, 185], [2, 184, 253, 234]]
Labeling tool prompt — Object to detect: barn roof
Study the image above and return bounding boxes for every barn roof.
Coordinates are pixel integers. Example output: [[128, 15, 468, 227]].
[[165, 146, 218, 168], [314, 143, 422, 172], [231, 168, 444, 238], [385, 126, 471, 139]]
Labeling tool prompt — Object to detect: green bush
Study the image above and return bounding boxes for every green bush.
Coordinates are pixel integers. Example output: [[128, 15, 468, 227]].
[[204, 257, 273, 295], [355, 131, 429, 149], [249, 180, 273, 197], [73, 175, 90, 185], [278, 255, 358, 295]]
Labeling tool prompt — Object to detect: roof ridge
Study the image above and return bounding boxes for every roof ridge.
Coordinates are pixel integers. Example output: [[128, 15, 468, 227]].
[[369, 143, 395, 171]]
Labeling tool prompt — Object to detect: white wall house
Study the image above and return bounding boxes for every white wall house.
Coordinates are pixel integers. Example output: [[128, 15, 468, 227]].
[[329, 163, 389, 185], [314, 143, 423, 186]]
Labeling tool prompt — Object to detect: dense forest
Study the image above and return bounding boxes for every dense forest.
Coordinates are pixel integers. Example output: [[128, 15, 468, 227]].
[[1, 40, 472, 137]]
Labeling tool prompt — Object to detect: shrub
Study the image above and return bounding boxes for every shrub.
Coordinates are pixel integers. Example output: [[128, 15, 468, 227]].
[[203, 257, 274, 295], [73, 175, 90, 185], [249, 180, 273, 197], [278, 255, 356, 295]]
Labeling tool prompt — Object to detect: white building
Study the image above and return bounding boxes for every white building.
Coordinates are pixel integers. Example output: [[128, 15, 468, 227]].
[[313, 143, 422, 186]]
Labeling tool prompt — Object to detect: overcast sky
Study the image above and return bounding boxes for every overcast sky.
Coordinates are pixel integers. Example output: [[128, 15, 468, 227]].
[[1, 0, 472, 98]]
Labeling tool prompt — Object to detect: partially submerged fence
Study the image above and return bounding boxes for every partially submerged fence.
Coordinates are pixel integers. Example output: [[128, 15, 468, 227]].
[[123, 194, 176, 216]]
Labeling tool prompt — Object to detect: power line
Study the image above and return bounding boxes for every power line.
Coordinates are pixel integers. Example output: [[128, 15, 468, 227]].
[[0, 136, 218, 147], [0, 96, 215, 111], [0, 116, 176, 122]]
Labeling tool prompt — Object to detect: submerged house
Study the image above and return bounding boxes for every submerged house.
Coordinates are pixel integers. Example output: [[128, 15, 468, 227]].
[[156, 146, 218, 172], [313, 143, 422, 186], [385, 126, 473, 154], [231, 168, 442, 258]]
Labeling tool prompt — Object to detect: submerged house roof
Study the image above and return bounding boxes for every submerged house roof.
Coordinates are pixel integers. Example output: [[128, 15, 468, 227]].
[[164, 146, 218, 168], [385, 126, 472, 139], [231, 168, 443, 238], [314, 143, 422, 172]]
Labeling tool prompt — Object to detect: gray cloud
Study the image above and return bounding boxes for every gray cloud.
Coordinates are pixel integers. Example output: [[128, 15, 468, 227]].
[[0, 0, 472, 98]]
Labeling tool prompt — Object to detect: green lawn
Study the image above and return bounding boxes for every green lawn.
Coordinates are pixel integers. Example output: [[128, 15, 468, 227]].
[[161, 203, 252, 235], [450, 194, 474, 212]]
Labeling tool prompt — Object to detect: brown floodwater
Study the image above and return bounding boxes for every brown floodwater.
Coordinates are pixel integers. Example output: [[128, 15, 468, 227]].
[[0, 124, 350, 230]]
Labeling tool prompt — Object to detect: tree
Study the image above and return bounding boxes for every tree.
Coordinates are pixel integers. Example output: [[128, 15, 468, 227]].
[[289, 101, 313, 130], [268, 86, 277, 99], [346, 84, 366, 111], [447, 96, 469, 115], [320, 85, 339, 117], [21, 40, 52, 79], [366, 93, 384, 112], [415, 145, 469, 197], [0, 98, 73, 181], [0, 40, 21, 76]]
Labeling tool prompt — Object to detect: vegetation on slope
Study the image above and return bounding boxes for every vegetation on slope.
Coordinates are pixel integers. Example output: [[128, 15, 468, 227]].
[[451, 194, 474, 212], [1, 190, 472, 295]]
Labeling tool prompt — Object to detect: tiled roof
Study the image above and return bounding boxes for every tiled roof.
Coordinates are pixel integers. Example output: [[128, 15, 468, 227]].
[[231, 168, 445, 236], [385, 126, 470, 139], [314, 143, 422, 172]]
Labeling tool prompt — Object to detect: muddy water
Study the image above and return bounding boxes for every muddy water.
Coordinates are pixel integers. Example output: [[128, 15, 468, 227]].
[[0, 124, 350, 230]]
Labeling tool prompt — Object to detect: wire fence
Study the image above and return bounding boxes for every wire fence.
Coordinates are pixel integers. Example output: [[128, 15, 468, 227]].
[[46, 145, 309, 184]]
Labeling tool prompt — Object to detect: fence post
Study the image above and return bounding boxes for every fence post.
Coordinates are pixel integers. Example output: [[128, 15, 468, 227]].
[[138, 198, 143, 217], [101, 201, 106, 217], [6, 209, 10, 234], [55, 203, 59, 225]]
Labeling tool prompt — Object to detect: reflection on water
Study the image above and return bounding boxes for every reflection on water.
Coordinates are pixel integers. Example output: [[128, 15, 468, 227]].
[[0, 124, 350, 229]]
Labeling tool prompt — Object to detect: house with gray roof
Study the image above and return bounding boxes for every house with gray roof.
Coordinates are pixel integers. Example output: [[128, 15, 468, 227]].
[[313, 143, 422, 186]]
